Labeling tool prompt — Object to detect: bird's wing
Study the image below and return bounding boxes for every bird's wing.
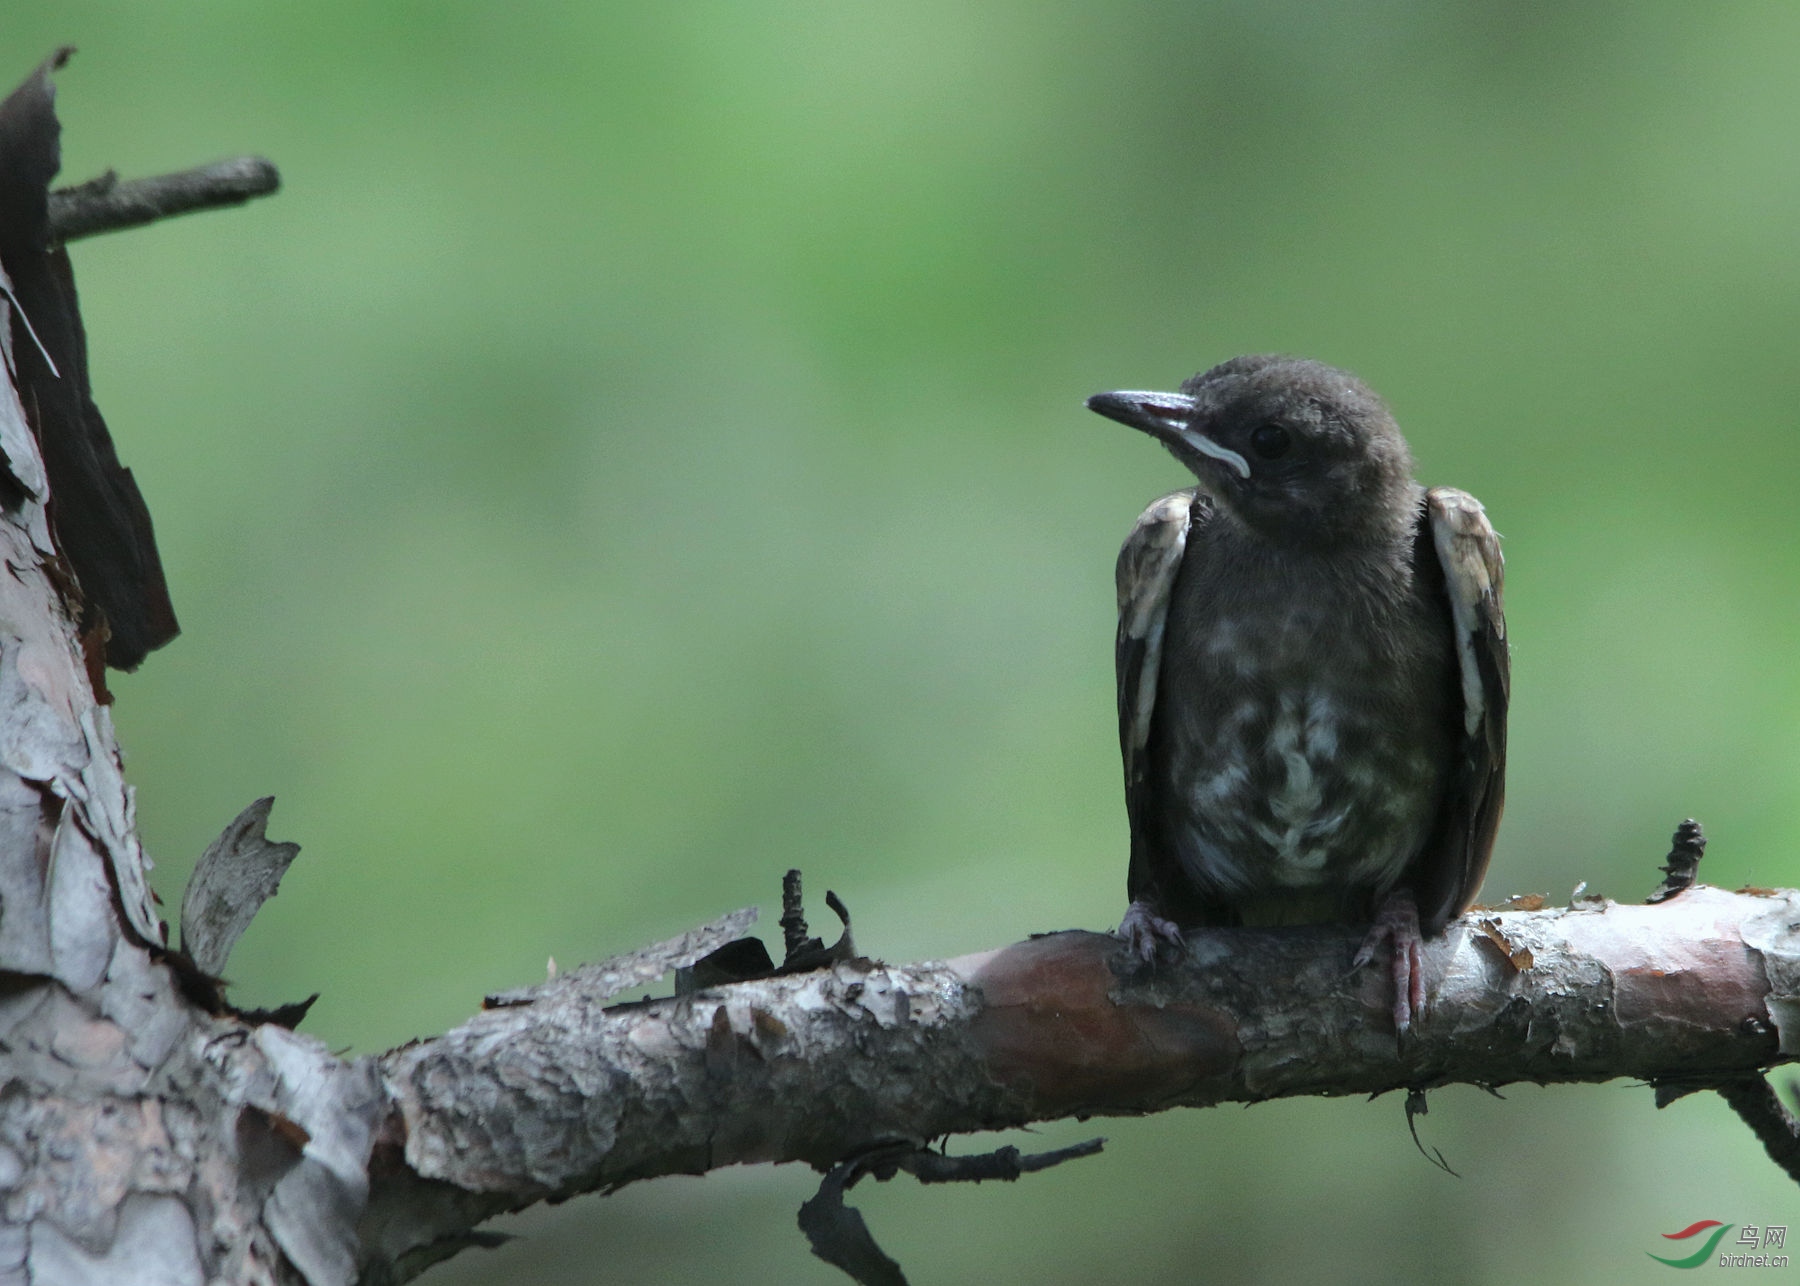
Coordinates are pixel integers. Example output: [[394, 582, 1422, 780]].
[[1115, 488, 1201, 904], [1413, 486, 1509, 933]]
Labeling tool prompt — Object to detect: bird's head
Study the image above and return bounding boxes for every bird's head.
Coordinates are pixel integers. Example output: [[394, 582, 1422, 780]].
[[1087, 355, 1417, 546]]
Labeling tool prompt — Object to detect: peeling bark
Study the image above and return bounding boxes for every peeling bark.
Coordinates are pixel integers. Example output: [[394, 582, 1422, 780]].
[[367, 887, 1793, 1235], [0, 232, 385, 1277], [314, 882, 1800, 1280], [0, 50, 375, 1286]]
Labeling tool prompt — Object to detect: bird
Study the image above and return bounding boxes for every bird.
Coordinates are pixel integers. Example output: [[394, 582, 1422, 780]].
[[1086, 355, 1507, 1032]]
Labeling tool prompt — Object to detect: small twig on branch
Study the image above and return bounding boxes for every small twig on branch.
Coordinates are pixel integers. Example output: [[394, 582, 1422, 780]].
[[898, 1137, 1105, 1184], [1714, 1074, 1800, 1186], [781, 867, 810, 959], [777, 871, 855, 971], [1647, 817, 1707, 903], [800, 1138, 1106, 1285], [48, 157, 280, 243]]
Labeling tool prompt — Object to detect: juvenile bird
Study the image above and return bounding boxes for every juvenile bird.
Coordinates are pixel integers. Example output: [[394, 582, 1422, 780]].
[[1087, 356, 1507, 1032]]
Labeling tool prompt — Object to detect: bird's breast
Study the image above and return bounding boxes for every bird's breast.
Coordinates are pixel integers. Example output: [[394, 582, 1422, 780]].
[[1149, 554, 1454, 915]]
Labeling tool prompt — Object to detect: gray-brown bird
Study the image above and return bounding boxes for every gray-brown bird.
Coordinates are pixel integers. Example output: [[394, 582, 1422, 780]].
[[1087, 356, 1507, 1031]]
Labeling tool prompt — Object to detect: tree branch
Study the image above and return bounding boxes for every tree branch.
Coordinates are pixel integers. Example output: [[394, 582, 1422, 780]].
[[47, 156, 280, 243], [358, 884, 1799, 1278]]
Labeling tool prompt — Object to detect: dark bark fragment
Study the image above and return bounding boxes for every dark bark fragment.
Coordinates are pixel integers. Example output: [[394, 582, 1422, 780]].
[[0, 49, 177, 672]]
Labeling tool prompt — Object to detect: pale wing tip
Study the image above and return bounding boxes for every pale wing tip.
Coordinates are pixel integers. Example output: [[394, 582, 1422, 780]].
[[1142, 491, 1193, 525], [1116, 490, 1194, 617], [1427, 486, 1505, 737]]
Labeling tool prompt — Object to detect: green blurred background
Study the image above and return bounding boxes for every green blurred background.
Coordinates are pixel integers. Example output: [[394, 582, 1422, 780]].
[[3, 3, 1798, 1282]]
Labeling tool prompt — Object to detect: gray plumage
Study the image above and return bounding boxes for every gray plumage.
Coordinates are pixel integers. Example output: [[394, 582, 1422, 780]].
[[1089, 356, 1507, 1000]]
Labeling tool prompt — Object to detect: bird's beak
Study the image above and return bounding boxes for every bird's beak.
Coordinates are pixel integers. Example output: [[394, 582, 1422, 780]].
[[1085, 390, 1251, 480]]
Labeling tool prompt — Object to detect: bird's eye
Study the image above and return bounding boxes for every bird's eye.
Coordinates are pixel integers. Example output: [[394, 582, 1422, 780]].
[[1249, 423, 1291, 459]]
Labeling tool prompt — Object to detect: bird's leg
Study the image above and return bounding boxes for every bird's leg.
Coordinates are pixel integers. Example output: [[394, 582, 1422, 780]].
[[1352, 888, 1427, 1035], [1117, 899, 1184, 964]]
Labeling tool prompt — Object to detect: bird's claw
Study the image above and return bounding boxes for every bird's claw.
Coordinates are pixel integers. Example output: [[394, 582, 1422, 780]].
[[1353, 890, 1427, 1035], [1117, 901, 1184, 965]]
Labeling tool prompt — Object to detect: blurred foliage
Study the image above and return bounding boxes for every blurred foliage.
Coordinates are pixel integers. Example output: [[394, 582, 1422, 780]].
[[1, 2, 1797, 1282]]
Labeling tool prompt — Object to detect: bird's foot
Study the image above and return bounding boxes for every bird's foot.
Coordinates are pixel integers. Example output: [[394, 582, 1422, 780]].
[[1116, 900, 1184, 965], [1353, 889, 1427, 1036]]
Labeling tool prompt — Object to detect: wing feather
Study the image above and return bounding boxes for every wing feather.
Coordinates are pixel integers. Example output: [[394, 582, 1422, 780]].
[[1414, 486, 1509, 932], [1115, 489, 1199, 905]]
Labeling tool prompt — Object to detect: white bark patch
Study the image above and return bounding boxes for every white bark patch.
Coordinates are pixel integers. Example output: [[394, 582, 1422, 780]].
[[27, 1194, 203, 1286]]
